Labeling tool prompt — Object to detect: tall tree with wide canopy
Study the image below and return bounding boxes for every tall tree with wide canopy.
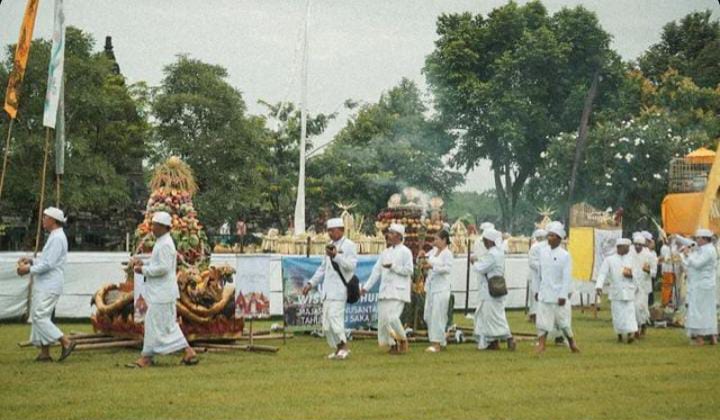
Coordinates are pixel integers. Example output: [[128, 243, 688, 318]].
[[424, 1, 623, 231]]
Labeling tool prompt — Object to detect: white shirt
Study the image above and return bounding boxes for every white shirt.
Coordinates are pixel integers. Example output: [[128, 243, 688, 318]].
[[30, 228, 68, 295], [595, 253, 638, 301], [424, 246, 453, 294], [537, 244, 572, 303], [473, 245, 504, 301], [682, 242, 718, 292], [631, 247, 653, 294], [142, 232, 179, 304], [643, 247, 658, 278], [308, 237, 358, 301], [364, 243, 414, 302], [528, 240, 546, 290], [660, 244, 675, 273]]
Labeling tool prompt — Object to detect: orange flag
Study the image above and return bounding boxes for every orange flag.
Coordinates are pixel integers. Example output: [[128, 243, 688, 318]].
[[3, 0, 41, 119]]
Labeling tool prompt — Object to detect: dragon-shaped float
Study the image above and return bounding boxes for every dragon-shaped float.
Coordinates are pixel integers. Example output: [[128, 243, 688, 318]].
[[91, 157, 243, 340]]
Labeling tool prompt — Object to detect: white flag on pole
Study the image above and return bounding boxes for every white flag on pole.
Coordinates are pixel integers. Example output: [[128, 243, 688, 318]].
[[42, 0, 65, 128], [55, 78, 65, 175]]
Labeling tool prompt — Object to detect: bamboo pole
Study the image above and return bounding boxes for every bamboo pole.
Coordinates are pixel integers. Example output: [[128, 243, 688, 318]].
[[199, 343, 280, 353], [0, 118, 15, 203], [68, 332, 112, 339], [75, 340, 142, 351], [23, 128, 53, 320], [55, 174, 61, 207]]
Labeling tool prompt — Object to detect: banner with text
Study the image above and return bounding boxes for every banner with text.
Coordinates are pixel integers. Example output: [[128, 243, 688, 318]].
[[282, 255, 379, 330]]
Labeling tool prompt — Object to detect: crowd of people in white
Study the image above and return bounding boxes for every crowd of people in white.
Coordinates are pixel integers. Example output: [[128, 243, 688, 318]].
[[14, 208, 718, 365]]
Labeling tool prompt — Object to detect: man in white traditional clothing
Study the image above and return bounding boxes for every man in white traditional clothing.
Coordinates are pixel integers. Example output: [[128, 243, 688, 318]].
[[302, 218, 358, 360], [641, 231, 659, 307], [472, 222, 495, 259], [631, 233, 653, 338], [527, 229, 547, 323], [16, 207, 76, 362], [418, 230, 454, 352], [361, 224, 413, 354], [128, 211, 197, 368], [471, 228, 516, 351], [680, 228, 718, 346], [595, 238, 639, 344], [535, 222, 580, 353]]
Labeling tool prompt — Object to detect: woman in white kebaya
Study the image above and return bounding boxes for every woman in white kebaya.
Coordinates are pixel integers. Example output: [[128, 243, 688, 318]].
[[419, 230, 454, 353]]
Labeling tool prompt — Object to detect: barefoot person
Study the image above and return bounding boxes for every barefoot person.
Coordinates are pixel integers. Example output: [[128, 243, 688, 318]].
[[302, 218, 358, 360], [419, 230, 453, 352], [536, 221, 579, 354], [16, 207, 75, 362], [127, 211, 197, 368], [680, 228, 718, 346], [595, 238, 639, 344], [361, 224, 413, 354]]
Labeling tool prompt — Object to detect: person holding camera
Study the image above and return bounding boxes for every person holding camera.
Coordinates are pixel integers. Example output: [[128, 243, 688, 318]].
[[303, 218, 358, 360]]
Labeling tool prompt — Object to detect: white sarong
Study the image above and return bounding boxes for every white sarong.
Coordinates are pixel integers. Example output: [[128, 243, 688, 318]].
[[686, 288, 718, 337], [537, 301, 573, 338], [635, 290, 650, 328], [424, 291, 450, 346], [611, 300, 638, 334], [322, 299, 347, 349], [377, 299, 406, 347], [474, 297, 511, 349], [142, 302, 189, 357], [30, 290, 64, 346]]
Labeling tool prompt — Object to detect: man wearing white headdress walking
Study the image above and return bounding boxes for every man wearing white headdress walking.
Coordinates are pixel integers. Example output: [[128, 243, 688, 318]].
[[303, 218, 358, 360], [16, 207, 76, 362], [595, 238, 639, 343], [536, 221, 579, 353], [127, 211, 197, 368], [361, 223, 414, 354], [680, 228, 718, 346], [472, 228, 515, 351]]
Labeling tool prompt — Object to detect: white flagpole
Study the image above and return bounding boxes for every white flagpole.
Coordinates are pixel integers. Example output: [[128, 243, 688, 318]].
[[293, 0, 310, 236]]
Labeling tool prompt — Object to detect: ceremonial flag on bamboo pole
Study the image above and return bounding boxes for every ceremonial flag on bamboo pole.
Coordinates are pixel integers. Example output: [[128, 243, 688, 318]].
[[43, 0, 65, 129], [3, 0, 40, 119], [54, 79, 65, 175]]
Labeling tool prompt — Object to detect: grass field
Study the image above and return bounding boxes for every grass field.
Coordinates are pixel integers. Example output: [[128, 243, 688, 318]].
[[1, 305, 718, 420]]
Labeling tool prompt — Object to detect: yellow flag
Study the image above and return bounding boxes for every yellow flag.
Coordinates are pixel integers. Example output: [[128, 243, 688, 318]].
[[3, 0, 41, 119]]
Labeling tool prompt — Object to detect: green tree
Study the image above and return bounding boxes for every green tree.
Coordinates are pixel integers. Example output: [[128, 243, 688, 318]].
[[424, 1, 623, 232], [0, 27, 148, 246], [526, 70, 720, 231], [638, 11, 720, 89], [306, 79, 463, 227], [150, 55, 270, 230]]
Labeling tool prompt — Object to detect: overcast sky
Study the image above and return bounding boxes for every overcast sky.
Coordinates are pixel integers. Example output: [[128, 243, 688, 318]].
[[0, 0, 717, 192]]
